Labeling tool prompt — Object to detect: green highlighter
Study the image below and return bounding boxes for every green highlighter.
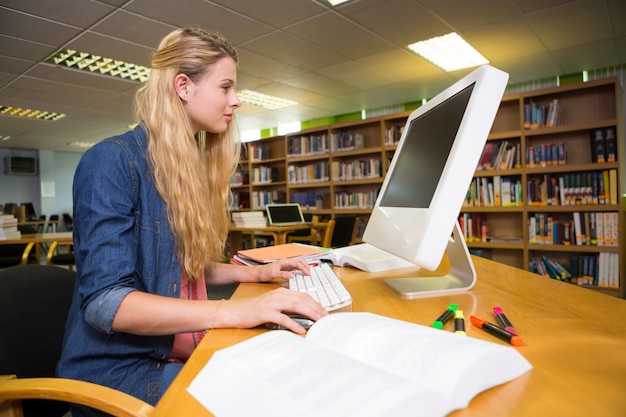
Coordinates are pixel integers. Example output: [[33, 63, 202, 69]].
[[432, 303, 458, 329]]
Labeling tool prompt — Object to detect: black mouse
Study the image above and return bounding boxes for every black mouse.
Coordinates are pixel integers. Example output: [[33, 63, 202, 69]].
[[264, 314, 315, 331]]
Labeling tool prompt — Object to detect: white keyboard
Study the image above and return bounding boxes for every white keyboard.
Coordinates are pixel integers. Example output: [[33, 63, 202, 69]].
[[289, 263, 352, 312]]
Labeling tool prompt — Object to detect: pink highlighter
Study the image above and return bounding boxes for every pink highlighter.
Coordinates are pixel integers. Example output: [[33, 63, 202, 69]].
[[493, 306, 517, 335]]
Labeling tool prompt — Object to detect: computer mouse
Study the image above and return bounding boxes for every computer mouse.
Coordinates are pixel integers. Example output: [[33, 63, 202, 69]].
[[264, 314, 315, 331]]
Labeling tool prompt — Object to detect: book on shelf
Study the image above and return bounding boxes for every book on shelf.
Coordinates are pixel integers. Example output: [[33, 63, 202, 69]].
[[604, 127, 617, 162], [590, 128, 607, 163], [187, 312, 532, 417], [569, 253, 620, 287]]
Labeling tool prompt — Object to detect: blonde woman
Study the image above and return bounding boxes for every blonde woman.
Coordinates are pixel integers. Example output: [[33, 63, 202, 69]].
[[57, 27, 326, 415]]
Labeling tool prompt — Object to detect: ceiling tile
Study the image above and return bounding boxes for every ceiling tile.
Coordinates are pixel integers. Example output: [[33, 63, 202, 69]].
[[239, 31, 345, 70], [210, 0, 327, 27], [285, 11, 394, 60]]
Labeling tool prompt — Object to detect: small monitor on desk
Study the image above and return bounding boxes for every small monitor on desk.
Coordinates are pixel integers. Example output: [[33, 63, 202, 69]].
[[363, 65, 508, 298]]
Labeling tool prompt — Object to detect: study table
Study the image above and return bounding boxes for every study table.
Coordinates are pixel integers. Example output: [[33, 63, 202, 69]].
[[0, 232, 72, 263], [153, 255, 626, 417]]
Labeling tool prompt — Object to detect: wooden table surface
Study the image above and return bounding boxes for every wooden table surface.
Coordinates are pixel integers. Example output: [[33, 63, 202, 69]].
[[153, 255, 626, 417]]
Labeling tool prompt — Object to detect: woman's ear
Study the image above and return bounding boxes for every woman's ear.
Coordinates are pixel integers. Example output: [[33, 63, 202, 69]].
[[174, 73, 191, 102]]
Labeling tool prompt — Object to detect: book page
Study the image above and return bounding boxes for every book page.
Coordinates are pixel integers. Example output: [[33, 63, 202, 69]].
[[306, 312, 532, 411], [332, 243, 414, 272], [187, 330, 447, 417]]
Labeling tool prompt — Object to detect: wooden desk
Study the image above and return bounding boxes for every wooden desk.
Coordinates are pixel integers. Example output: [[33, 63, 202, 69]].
[[153, 256, 626, 417], [0, 233, 72, 263], [18, 220, 59, 233]]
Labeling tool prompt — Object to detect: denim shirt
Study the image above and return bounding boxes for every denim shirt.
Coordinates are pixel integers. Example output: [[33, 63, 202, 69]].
[[56, 124, 181, 407]]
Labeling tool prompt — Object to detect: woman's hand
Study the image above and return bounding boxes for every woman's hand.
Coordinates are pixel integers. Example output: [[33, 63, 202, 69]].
[[216, 287, 328, 334], [247, 258, 311, 283]]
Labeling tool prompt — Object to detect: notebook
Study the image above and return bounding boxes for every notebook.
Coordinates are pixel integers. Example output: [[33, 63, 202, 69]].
[[265, 203, 306, 226]]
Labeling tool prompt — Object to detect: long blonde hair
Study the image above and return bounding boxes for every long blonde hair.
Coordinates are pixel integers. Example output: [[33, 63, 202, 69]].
[[135, 27, 240, 280]]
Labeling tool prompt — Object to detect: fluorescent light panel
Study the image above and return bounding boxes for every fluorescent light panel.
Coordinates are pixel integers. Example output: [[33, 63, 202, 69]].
[[45, 49, 150, 82], [68, 141, 95, 149], [238, 89, 297, 110], [0, 105, 65, 121], [407, 32, 488, 72]]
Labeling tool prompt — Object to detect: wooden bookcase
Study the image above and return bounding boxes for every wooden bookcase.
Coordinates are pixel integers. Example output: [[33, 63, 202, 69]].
[[461, 77, 624, 298], [231, 77, 624, 298]]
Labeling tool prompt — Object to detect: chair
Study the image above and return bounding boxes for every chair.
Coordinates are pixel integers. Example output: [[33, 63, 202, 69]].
[[327, 215, 359, 248], [286, 214, 319, 245], [36, 215, 46, 233], [0, 242, 35, 268], [62, 213, 73, 232], [46, 241, 75, 270], [46, 215, 59, 233], [319, 219, 335, 248], [0, 265, 154, 417]]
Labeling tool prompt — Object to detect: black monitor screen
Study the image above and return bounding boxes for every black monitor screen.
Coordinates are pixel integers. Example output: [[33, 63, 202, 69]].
[[379, 83, 474, 208]]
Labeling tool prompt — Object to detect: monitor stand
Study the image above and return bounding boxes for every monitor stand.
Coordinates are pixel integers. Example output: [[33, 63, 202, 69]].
[[384, 221, 476, 298]]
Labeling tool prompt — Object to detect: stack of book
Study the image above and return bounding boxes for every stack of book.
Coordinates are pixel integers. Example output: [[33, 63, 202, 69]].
[[231, 211, 266, 228], [0, 214, 21, 240]]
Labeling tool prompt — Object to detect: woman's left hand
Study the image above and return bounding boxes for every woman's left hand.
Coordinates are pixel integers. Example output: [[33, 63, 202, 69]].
[[250, 258, 311, 282]]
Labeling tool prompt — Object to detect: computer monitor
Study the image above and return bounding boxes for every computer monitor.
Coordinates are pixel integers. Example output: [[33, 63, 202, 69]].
[[362, 65, 508, 298]]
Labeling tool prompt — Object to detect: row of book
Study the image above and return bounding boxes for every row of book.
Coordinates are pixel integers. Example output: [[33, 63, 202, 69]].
[[590, 127, 617, 163], [251, 166, 279, 185], [458, 213, 522, 243], [384, 124, 404, 146], [526, 142, 566, 168], [290, 192, 325, 210], [334, 190, 378, 210], [330, 159, 382, 182], [249, 143, 270, 161], [523, 98, 560, 129], [230, 191, 249, 210], [476, 140, 522, 171], [229, 169, 249, 186], [527, 169, 618, 206], [331, 131, 365, 152], [0, 214, 21, 240], [464, 176, 523, 207], [528, 211, 619, 247], [529, 254, 619, 288], [250, 190, 285, 210], [287, 134, 329, 157], [287, 162, 329, 184]]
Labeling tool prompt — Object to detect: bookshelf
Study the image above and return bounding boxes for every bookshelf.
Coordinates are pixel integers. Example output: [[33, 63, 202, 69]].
[[461, 77, 624, 298], [231, 112, 411, 240], [232, 77, 623, 298]]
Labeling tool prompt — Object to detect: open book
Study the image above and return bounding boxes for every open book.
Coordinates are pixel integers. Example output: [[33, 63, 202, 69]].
[[187, 312, 532, 417], [327, 242, 415, 272]]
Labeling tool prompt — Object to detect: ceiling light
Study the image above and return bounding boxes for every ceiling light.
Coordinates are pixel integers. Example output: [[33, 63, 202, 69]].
[[327, 0, 351, 5], [407, 33, 488, 72], [45, 49, 151, 82], [238, 90, 297, 110], [0, 105, 65, 121], [68, 141, 95, 149], [1, 135, 11, 141]]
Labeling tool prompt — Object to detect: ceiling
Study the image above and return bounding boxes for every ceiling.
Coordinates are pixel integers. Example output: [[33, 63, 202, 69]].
[[0, 0, 624, 153]]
